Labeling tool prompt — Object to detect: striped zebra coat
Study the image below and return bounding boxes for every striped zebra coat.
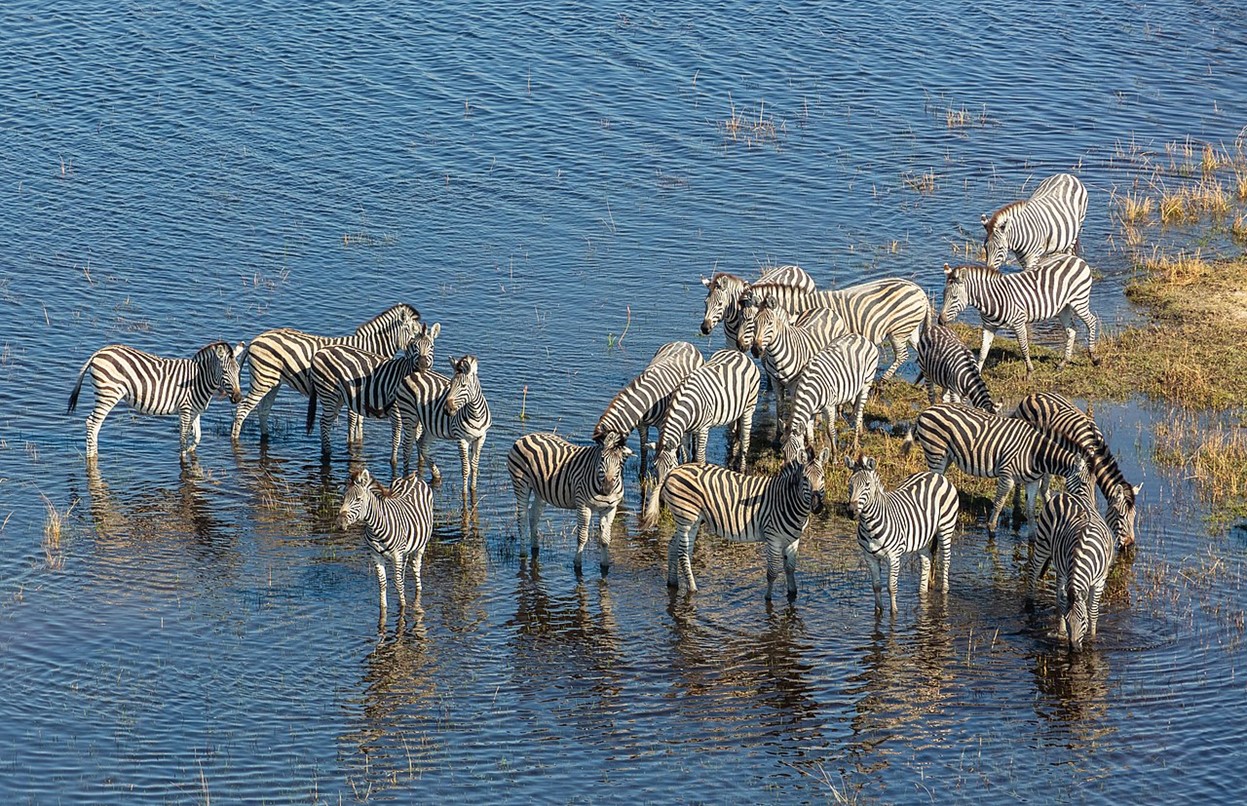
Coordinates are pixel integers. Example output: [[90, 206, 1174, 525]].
[[846, 456, 960, 614], [231, 303, 421, 440], [783, 333, 880, 459], [1013, 392, 1140, 548], [594, 340, 704, 476], [983, 173, 1088, 270], [390, 355, 492, 503], [639, 349, 760, 528], [507, 433, 633, 574], [68, 341, 245, 461], [337, 467, 434, 619], [1031, 491, 1116, 650], [906, 402, 1091, 533], [748, 298, 847, 436], [660, 447, 829, 600], [306, 342, 426, 458], [938, 258, 1100, 378], [699, 264, 817, 350], [916, 308, 1000, 413]]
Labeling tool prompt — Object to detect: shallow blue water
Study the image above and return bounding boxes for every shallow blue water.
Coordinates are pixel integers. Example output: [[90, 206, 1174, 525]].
[[2, 1, 1246, 802]]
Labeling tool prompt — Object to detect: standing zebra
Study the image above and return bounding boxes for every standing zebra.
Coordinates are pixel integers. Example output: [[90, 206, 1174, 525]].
[[916, 306, 1000, 412], [699, 264, 817, 350], [938, 257, 1100, 378], [232, 303, 421, 440], [306, 341, 426, 458], [905, 402, 1091, 534], [389, 355, 492, 504], [639, 349, 760, 528], [1013, 392, 1141, 548], [593, 340, 705, 477], [337, 467, 434, 622], [507, 433, 633, 575], [661, 446, 829, 600], [1031, 491, 1116, 650], [846, 456, 960, 614], [983, 173, 1088, 270], [68, 341, 245, 461], [783, 332, 880, 459], [748, 296, 847, 437]]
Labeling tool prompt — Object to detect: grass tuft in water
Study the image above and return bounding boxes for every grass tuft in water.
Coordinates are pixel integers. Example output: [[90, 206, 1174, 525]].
[[41, 494, 75, 571]]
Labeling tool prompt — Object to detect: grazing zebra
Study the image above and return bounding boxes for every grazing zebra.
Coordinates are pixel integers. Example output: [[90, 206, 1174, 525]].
[[593, 341, 705, 476], [738, 277, 928, 382], [1031, 491, 1116, 650], [507, 433, 633, 574], [390, 355, 492, 503], [68, 341, 245, 460], [337, 467, 434, 619], [983, 173, 1089, 270], [232, 303, 421, 440], [639, 349, 760, 528], [938, 257, 1100, 378], [1013, 392, 1141, 548], [905, 402, 1091, 533], [661, 446, 829, 600], [846, 456, 960, 614], [916, 307, 1000, 413], [783, 333, 880, 459], [699, 264, 817, 350], [306, 342, 426, 458], [749, 297, 847, 436]]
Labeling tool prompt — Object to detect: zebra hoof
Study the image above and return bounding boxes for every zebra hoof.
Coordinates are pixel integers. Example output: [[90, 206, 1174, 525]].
[[786, 590, 798, 602], [599, 563, 610, 578]]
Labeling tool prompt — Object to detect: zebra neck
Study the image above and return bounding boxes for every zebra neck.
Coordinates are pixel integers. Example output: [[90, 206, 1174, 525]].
[[854, 493, 888, 530], [765, 329, 814, 380]]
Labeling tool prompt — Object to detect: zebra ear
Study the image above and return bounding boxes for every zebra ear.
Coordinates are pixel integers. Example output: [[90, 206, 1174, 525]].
[[943, 263, 953, 276], [355, 468, 372, 487], [863, 456, 877, 471], [1132, 482, 1143, 497], [644, 441, 657, 451], [980, 213, 990, 228], [817, 447, 830, 465], [620, 445, 634, 458], [843, 456, 855, 470], [429, 322, 441, 339], [447, 357, 458, 372], [701, 276, 712, 288], [233, 342, 246, 361]]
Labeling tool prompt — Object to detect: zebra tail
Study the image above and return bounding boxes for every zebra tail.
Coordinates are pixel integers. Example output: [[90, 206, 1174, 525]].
[[900, 422, 915, 456], [67, 355, 94, 414], [306, 385, 318, 435], [638, 484, 661, 530], [1065, 579, 1084, 648]]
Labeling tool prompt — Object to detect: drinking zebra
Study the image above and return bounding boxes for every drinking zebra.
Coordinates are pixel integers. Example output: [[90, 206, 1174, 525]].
[[593, 340, 705, 477], [1031, 490, 1116, 650], [306, 341, 427, 458], [783, 332, 880, 459], [699, 264, 817, 350], [68, 340, 245, 461], [661, 446, 829, 600], [905, 402, 1091, 534], [982, 173, 1088, 270], [232, 303, 421, 440], [916, 307, 1000, 412], [938, 257, 1100, 378], [846, 456, 960, 614], [748, 296, 847, 437], [507, 433, 633, 575], [389, 355, 492, 504], [1013, 392, 1141, 548], [639, 349, 760, 528], [337, 467, 434, 620]]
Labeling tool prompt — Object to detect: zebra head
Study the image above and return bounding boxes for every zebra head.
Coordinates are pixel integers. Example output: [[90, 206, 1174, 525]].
[[799, 445, 830, 514], [781, 423, 807, 464], [594, 433, 633, 496], [700, 273, 746, 336], [938, 264, 969, 326], [749, 294, 789, 358], [982, 209, 1012, 269], [338, 467, 378, 530], [411, 322, 441, 372], [1106, 483, 1142, 550], [845, 455, 881, 520], [199, 341, 245, 404], [734, 288, 760, 351], [444, 354, 479, 415]]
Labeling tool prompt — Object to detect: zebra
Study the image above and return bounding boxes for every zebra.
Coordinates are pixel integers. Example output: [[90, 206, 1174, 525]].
[[938, 257, 1100, 379], [639, 349, 760, 528], [737, 277, 928, 382], [1031, 490, 1116, 650], [916, 306, 1001, 413], [747, 295, 847, 436], [1013, 392, 1141, 548], [699, 264, 817, 350], [660, 446, 829, 600], [68, 340, 245, 461], [306, 341, 427, 458], [389, 355, 492, 503], [231, 303, 421, 440], [846, 456, 960, 614], [983, 173, 1089, 270], [507, 432, 634, 575], [337, 467, 434, 620], [593, 340, 705, 477], [782, 332, 880, 459], [905, 402, 1091, 534]]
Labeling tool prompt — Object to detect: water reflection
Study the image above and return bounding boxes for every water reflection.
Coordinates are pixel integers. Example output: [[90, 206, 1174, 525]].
[[1031, 648, 1114, 749]]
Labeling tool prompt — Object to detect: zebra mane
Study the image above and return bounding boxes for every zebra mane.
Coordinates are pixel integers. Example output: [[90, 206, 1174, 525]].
[[357, 303, 421, 331], [196, 340, 234, 357], [983, 200, 1024, 231]]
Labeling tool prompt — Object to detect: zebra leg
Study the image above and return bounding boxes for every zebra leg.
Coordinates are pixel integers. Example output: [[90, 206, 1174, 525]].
[[232, 381, 276, 440], [392, 550, 408, 612], [410, 543, 426, 596], [458, 438, 471, 505], [255, 385, 279, 439], [573, 505, 592, 575], [851, 385, 869, 455], [976, 328, 997, 372], [782, 538, 800, 601], [527, 496, 544, 556], [939, 524, 953, 592], [1012, 318, 1035, 378], [348, 411, 364, 445], [918, 547, 932, 597], [319, 397, 341, 459], [638, 425, 648, 482], [389, 410, 403, 470], [419, 433, 441, 483], [1073, 299, 1101, 366], [989, 476, 1015, 534], [764, 539, 781, 601], [84, 390, 123, 459], [736, 409, 752, 472], [1089, 581, 1105, 639], [1057, 307, 1076, 369], [670, 517, 700, 592], [885, 552, 900, 614], [372, 550, 389, 618], [695, 428, 709, 464], [862, 548, 883, 613], [598, 505, 616, 576], [879, 332, 907, 382], [469, 434, 485, 502]]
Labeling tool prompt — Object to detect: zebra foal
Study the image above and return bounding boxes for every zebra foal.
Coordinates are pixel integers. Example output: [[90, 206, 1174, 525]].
[[846, 456, 959, 614], [983, 173, 1088, 270], [337, 467, 434, 620], [782, 332, 879, 459], [661, 446, 829, 600], [1031, 491, 1116, 650], [68, 340, 245, 461], [507, 433, 633, 575]]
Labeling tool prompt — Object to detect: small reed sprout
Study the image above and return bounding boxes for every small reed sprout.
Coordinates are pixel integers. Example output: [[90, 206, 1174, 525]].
[[41, 494, 75, 571], [721, 96, 782, 147], [945, 105, 988, 129], [902, 170, 937, 194], [1116, 190, 1155, 225]]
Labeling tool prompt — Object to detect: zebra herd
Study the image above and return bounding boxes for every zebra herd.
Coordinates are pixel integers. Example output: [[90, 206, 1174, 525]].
[[66, 172, 1136, 649]]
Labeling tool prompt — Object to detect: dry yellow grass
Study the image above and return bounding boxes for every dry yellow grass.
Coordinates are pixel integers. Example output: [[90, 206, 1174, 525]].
[[1116, 190, 1155, 225], [41, 494, 74, 571], [902, 170, 937, 194]]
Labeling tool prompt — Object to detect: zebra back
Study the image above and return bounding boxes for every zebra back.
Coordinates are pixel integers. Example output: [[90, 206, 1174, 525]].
[[594, 341, 704, 443], [983, 173, 1088, 270], [812, 278, 929, 346], [69, 341, 242, 416], [306, 343, 422, 433], [938, 258, 1093, 328]]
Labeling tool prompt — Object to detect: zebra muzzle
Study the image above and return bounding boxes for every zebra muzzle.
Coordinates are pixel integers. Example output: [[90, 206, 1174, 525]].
[[336, 512, 353, 531], [699, 320, 713, 336], [811, 492, 825, 514]]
